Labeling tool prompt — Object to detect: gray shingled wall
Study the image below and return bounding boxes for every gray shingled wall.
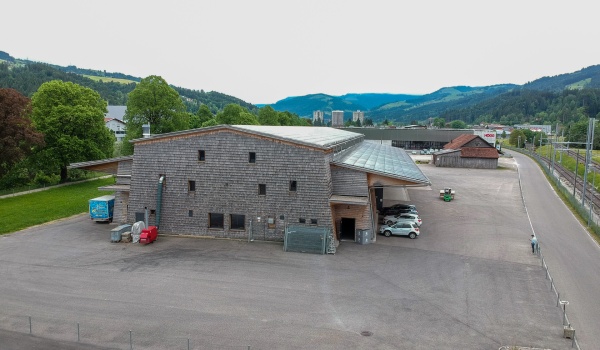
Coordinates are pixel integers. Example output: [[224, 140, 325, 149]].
[[128, 130, 334, 241], [331, 166, 369, 197]]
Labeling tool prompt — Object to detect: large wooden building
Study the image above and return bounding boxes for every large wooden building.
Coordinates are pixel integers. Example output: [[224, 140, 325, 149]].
[[71, 125, 430, 244]]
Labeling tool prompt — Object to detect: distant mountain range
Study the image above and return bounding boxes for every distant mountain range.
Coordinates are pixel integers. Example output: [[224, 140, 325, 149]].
[[2, 50, 600, 124], [267, 65, 600, 123]]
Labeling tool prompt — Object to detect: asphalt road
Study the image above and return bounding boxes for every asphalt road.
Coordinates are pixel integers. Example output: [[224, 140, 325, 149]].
[[511, 150, 600, 349], [0, 157, 576, 350]]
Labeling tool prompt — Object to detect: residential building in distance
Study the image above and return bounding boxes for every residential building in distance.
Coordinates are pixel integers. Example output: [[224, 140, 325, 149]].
[[352, 110, 364, 124], [313, 110, 324, 124], [331, 110, 344, 127], [105, 117, 127, 142]]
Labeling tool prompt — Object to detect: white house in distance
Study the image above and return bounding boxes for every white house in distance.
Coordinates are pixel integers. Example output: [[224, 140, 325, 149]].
[[105, 106, 127, 141]]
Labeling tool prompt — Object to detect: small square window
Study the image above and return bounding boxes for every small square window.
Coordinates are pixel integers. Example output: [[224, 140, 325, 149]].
[[310, 219, 318, 225], [258, 184, 266, 195], [249, 152, 256, 163], [230, 214, 245, 230], [209, 213, 224, 228], [299, 218, 306, 223], [188, 180, 196, 192], [198, 150, 205, 161], [188, 210, 193, 217], [289, 180, 297, 192]]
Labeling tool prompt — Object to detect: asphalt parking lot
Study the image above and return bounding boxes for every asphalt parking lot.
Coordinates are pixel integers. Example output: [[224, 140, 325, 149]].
[[0, 157, 574, 350]]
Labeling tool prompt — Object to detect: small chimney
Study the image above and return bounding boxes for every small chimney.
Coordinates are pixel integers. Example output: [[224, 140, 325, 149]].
[[142, 123, 151, 138]]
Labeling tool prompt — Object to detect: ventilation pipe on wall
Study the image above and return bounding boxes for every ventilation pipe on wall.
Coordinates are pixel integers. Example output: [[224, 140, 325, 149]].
[[156, 175, 165, 228]]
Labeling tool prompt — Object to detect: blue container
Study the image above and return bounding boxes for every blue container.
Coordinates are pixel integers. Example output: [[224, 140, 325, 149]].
[[89, 195, 115, 222]]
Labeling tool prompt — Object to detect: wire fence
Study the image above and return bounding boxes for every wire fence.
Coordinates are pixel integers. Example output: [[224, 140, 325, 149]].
[[0, 310, 257, 350]]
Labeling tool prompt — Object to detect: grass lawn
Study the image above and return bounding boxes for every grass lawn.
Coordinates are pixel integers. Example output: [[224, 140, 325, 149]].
[[83, 75, 137, 85], [0, 177, 115, 235]]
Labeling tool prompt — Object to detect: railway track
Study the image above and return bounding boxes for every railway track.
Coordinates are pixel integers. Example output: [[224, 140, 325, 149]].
[[537, 151, 600, 212]]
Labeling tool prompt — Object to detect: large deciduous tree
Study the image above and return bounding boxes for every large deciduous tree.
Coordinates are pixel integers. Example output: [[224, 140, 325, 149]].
[[0, 88, 44, 178], [122, 75, 189, 154], [30, 80, 114, 182], [215, 104, 259, 125]]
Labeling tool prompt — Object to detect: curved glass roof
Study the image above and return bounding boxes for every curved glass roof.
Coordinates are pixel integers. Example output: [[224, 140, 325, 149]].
[[333, 141, 431, 185]]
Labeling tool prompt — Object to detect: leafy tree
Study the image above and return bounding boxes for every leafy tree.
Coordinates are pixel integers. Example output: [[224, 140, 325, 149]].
[[433, 117, 446, 128], [450, 120, 467, 129], [509, 129, 526, 147], [215, 104, 259, 125], [258, 106, 280, 125], [0, 88, 44, 178], [30, 80, 114, 182], [122, 75, 189, 154], [201, 118, 218, 127], [190, 105, 214, 129], [364, 118, 374, 126]]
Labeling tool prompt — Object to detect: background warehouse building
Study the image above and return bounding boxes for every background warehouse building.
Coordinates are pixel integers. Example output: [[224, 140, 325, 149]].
[[71, 125, 431, 245]]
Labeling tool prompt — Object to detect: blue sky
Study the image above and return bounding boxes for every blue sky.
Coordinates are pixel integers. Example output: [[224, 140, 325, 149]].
[[3, 0, 599, 104]]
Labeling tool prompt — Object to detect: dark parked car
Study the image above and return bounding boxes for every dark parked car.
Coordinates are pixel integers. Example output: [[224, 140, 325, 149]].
[[382, 204, 417, 216]]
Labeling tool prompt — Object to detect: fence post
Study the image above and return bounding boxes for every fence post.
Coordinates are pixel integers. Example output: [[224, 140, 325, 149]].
[[29, 316, 31, 334], [130, 330, 133, 350], [77, 322, 80, 342], [572, 330, 576, 348]]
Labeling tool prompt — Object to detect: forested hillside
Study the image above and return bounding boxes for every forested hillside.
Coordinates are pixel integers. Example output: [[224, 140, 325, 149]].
[[440, 88, 600, 127], [270, 93, 366, 117], [0, 52, 256, 114]]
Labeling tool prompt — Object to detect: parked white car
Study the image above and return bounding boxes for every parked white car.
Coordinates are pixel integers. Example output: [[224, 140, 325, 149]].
[[383, 213, 422, 226], [379, 222, 420, 239]]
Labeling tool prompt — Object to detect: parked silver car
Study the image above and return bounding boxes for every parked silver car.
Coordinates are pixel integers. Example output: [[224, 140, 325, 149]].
[[379, 222, 420, 239], [383, 213, 422, 226]]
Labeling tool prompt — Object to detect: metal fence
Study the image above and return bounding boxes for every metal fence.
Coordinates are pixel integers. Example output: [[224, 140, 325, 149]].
[[0, 311, 257, 350], [513, 148, 584, 349]]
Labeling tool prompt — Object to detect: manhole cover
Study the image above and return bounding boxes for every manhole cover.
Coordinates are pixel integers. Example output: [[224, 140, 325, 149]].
[[360, 331, 373, 336]]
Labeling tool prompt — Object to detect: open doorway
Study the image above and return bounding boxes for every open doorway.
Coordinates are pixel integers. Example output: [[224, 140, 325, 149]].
[[340, 218, 356, 241]]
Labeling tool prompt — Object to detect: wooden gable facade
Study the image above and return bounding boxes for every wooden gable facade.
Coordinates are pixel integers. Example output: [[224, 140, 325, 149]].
[[434, 134, 499, 169]]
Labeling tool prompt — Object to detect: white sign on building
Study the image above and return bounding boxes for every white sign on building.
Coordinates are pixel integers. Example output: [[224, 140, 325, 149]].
[[474, 129, 497, 146]]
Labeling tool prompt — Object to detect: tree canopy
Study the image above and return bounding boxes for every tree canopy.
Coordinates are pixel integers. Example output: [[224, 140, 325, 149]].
[[30, 80, 113, 182], [122, 75, 190, 154], [0, 88, 44, 178]]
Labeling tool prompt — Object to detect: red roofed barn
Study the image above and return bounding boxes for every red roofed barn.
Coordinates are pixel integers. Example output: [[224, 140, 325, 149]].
[[433, 134, 499, 169]]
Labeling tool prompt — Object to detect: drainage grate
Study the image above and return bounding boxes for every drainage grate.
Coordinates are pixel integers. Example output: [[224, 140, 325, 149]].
[[360, 331, 373, 336]]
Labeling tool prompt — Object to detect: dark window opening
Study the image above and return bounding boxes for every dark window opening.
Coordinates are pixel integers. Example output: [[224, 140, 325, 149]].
[[209, 213, 224, 228], [198, 150, 205, 161], [150, 209, 156, 215], [249, 152, 256, 163], [299, 218, 306, 223], [230, 214, 245, 230], [289, 180, 297, 192], [188, 180, 196, 192], [258, 184, 266, 195], [310, 219, 318, 225], [280, 215, 285, 220], [188, 210, 193, 217]]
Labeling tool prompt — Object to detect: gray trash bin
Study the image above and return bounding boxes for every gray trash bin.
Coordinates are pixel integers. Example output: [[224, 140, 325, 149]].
[[356, 229, 371, 245]]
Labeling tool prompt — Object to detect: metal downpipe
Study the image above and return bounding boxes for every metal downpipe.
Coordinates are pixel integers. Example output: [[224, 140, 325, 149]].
[[156, 175, 165, 228]]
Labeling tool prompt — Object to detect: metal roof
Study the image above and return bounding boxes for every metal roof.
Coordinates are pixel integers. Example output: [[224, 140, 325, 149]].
[[133, 125, 364, 150], [230, 125, 364, 149], [333, 141, 431, 185]]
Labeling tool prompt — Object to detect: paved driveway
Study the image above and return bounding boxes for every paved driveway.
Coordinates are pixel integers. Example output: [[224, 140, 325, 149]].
[[0, 158, 574, 350]]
